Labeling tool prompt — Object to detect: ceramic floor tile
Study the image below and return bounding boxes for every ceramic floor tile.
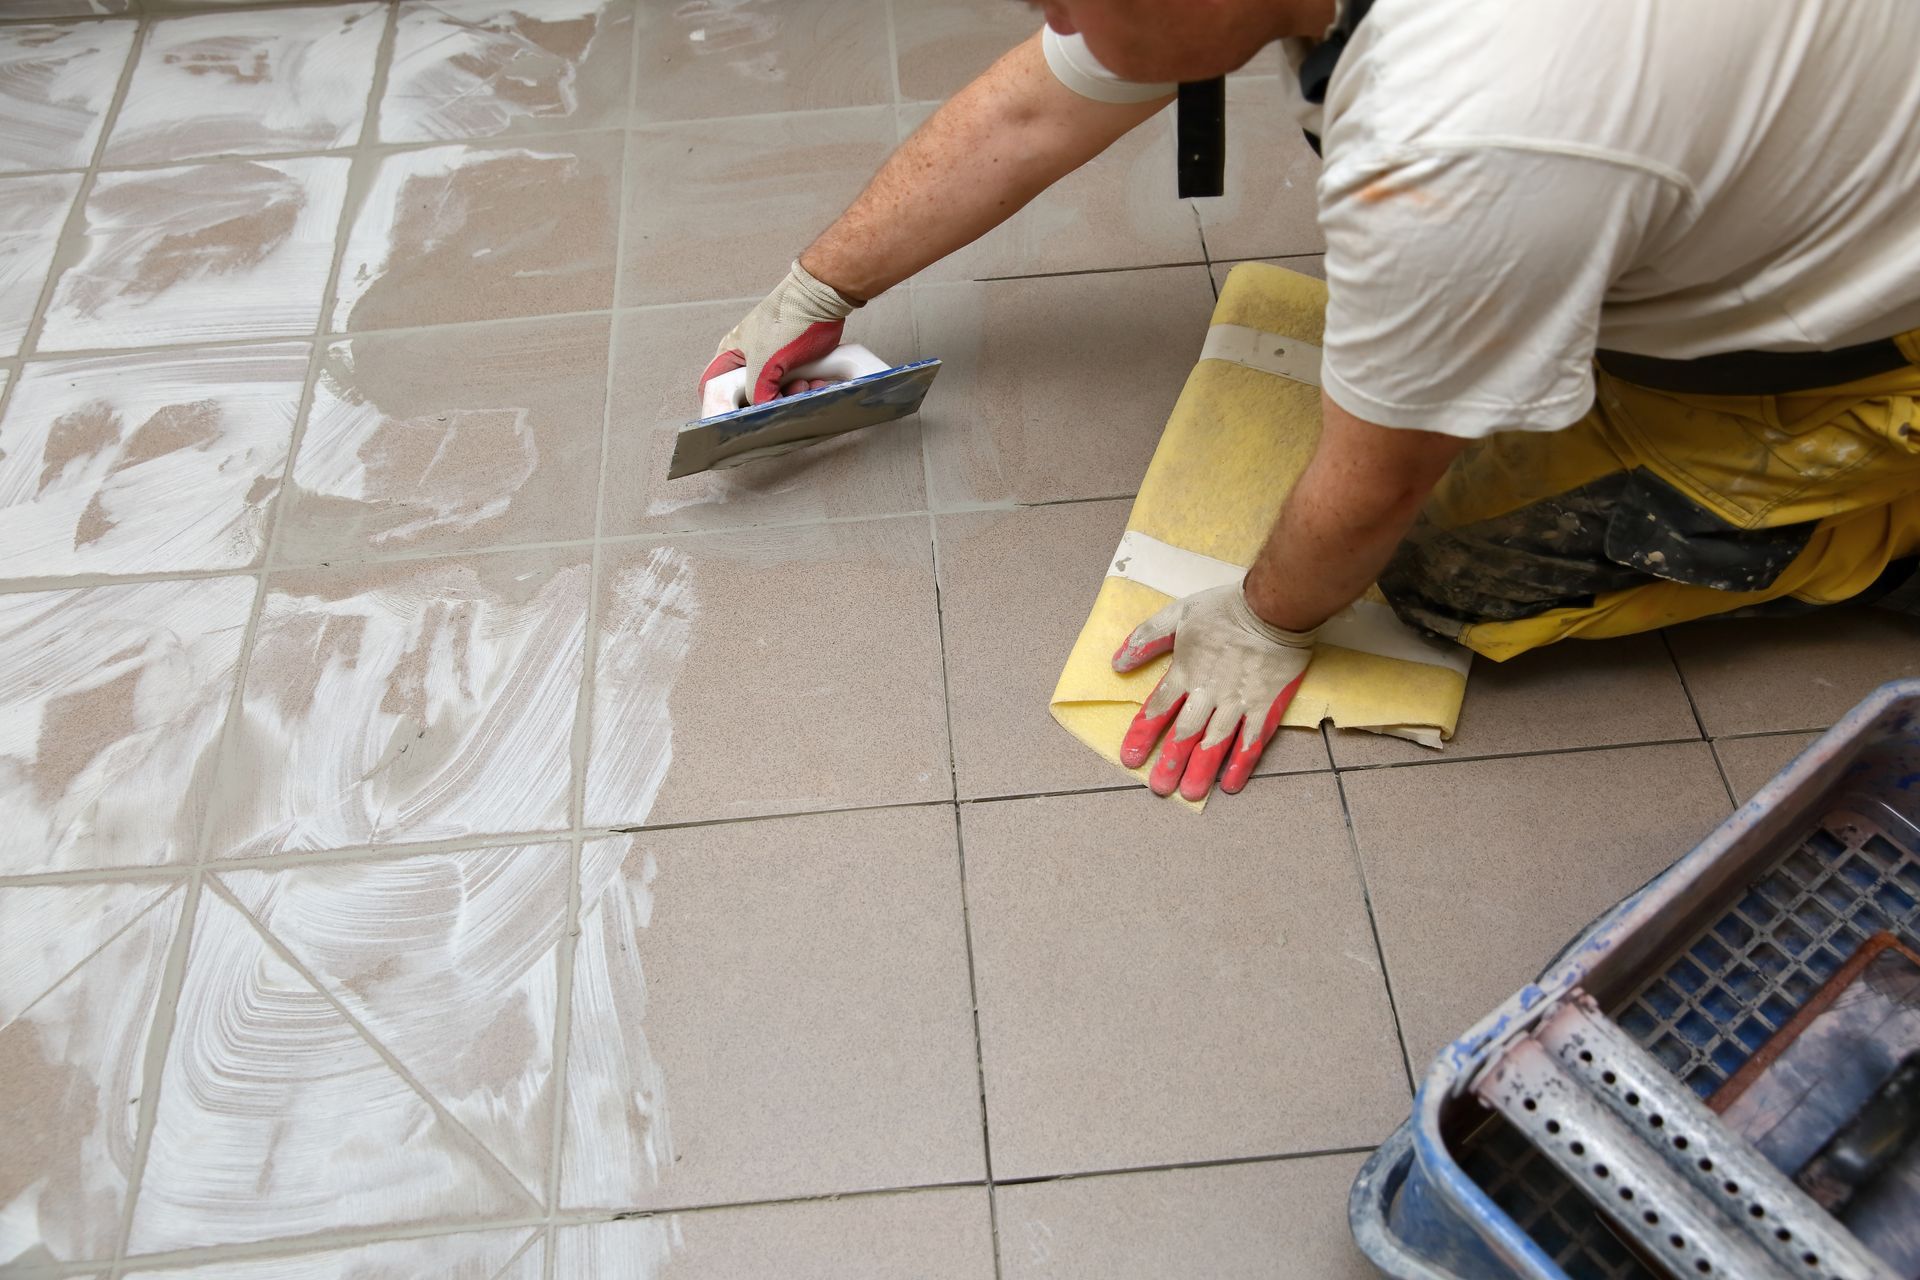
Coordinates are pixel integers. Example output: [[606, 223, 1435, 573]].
[[1343, 742, 1732, 1069], [902, 103, 1205, 284], [632, 0, 891, 123], [560, 814, 984, 1210], [996, 1153, 1376, 1280], [40, 156, 351, 351], [0, 172, 80, 357], [1331, 633, 1699, 767], [891, 0, 1036, 103], [1715, 731, 1822, 805], [0, 21, 135, 174], [0, 343, 305, 579], [586, 517, 949, 827], [936, 502, 1329, 799], [128, 887, 535, 1253], [123, 1227, 541, 1279], [1209, 252, 1323, 295], [622, 107, 896, 307], [551, 1188, 994, 1277], [334, 133, 621, 332], [0, 576, 253, 874], [915, 267, 1216, 508], [277, 315, 608, 563], [381, 0, 633, 145], [963, 778, 1409, 1180], [602, 292, 924, 539], [0, 881, 182, 1268], [1667, 607, 1920, 735], [218, 844, 569, 1197], [206, 550, 589, 857], [1193, 77, 1323, 262], [105, 5, 385, 166]]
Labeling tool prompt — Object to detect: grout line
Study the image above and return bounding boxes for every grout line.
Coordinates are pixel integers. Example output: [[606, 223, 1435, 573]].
[[925, 514, 1003, 1279], [5, 882, 180, 1030], [108, 870, 202, 1273], [1661, 629, 1736, 805], [990, 1142, 1381, 1187], [16, 8, 148, 366], [1328, 733, 1709, 775], [1328, 736, 1420, 1097], [354, 0, 402, 150], [881, 0, 903, 110], [966, 258, 1210, 285], [489, 1227, 546, 1280], [1712, 725, 1833, 742], [209, 875, 547, 1209]]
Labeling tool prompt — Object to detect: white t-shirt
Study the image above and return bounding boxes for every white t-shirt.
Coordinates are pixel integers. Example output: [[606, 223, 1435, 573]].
[[1046, 3, 1920, 439]]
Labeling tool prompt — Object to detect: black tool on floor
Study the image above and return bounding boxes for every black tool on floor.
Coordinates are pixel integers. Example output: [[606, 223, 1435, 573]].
[[1176, 77, 1226, 198]]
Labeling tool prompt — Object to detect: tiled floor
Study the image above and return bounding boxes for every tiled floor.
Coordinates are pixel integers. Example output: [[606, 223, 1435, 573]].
[[2, 1, 1918, 1277]]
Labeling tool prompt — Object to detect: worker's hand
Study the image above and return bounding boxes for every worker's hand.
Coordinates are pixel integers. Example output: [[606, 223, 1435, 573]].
[[1111, 583, 1316, 800], [700, 260, 862, 407]]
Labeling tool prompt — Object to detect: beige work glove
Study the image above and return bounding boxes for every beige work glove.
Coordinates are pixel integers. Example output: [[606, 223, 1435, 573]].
[[1111, 582, 1317, 800], [699, 260, 863, 408]]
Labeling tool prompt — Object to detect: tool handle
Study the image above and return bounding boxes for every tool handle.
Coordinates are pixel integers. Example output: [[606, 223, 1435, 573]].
[[699, 343, 892, 419]]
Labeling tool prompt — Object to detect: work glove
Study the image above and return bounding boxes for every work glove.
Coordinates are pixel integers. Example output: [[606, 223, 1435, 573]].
[[1111, 582, 1316, 801], [699, 260, 862, 407]]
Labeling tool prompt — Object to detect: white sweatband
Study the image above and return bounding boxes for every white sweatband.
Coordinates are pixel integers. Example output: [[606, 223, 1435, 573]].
[[1040, 25, 1176, 104]]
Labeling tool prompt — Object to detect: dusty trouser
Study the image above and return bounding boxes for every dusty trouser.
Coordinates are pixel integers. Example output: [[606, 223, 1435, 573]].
[[1380, 334, 1920, 661]]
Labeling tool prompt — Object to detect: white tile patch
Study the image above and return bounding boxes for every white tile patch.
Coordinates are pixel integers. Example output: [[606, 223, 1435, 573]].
[[0, 172, 80, 357], [0, 576, 254, 874], [106, 4, 386, 165], [0, 21, 136, 174], [121, 1227, 542, 1279], [0, 343, 306, 578], [39, 155, 351, 351]]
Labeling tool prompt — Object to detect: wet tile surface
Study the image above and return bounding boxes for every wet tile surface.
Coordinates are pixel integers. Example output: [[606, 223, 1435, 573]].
[[123, 1227, 542, 1278], [0, 343, 305, 578], [278, 315, 608, 562], [206, 550, 589, 857], [561, 814, 984, 1210], [632, 0, 891, 123], [963, 779, 1409, 1179], [0, 881, 181, 1267], [41, 156, 351, 351], [1715, 731, 1822, 805], [936, 502, 1334, 799], [129, 885, 536, 1253], [585, 518, 949, 828], [0, 576, 253, 873], [381, 0, 634, 145], [1193, 76, 1324, 261], [1331, 633, 1699, 767], [0, 171, 80, 356], [996, 1153, 1376, 1280], [0, 21, 135, 174], [1667, 608, 1920, 735], [220, 843, 571, 1195], [892, 0, 1037, 103], [903, 103, 1204, 284], [622, 107, 896, 308], [334, 134, 620, 332], [550, 1188, 994, 1277], [916, 267, 1216, 508], [106, 5, 385, 165], [1344, 743, 1733, 1068], [602, 292, 924, 538]]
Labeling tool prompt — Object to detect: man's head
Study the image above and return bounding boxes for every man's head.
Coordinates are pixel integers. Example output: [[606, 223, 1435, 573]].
[[1026, 0, 1333, 82]]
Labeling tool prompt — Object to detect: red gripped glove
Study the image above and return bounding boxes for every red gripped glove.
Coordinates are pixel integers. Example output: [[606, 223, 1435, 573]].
[[699, 261, 863, 408], [1111, 582, 1318, 801]]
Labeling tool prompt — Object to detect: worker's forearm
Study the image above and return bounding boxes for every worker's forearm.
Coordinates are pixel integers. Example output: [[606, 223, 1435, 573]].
[[798, 34, 1170, 301], [1244, 394, 1468, 632]]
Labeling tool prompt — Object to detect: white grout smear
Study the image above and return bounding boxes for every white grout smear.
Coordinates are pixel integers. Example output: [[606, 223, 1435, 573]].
[[105, 4, 385, 165], [583, 544, 695, 826], [671, 0, 784, 85], [380, 0, 617, 144], [561, 838, 678, 1213], [0, 21, 138, 173], [548, 1215, 681, 1275], [39, 155, 352, 351], [119, 1225, 541, 1279], [0, 343, 307, 578]]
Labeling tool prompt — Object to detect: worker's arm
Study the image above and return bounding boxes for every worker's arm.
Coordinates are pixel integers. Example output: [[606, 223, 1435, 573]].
[[1112, 393, 1467, 800], [702, 32, 1173, 405]]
